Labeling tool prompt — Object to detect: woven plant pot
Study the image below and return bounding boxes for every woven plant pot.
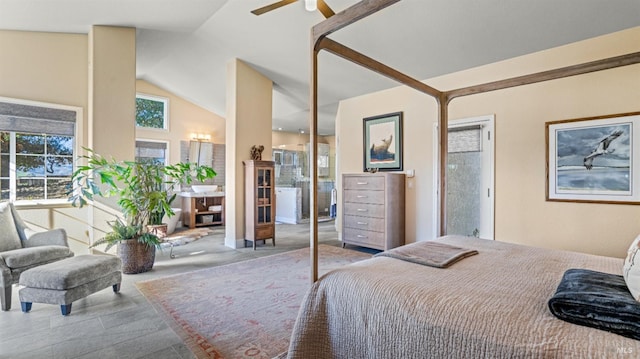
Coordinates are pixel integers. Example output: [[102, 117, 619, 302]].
[[118, 239, 156, 274]]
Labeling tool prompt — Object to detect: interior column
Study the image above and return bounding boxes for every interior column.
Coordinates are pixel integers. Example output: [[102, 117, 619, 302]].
[[88, 25, 136, 160], [225, 59, 273, 248], [87, 26, 136, 246]]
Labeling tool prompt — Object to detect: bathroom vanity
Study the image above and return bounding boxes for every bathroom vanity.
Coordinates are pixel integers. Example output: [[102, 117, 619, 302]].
[[180, 191, 225, 228]]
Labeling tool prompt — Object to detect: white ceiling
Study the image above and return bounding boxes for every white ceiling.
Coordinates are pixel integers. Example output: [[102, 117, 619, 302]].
[[1, 0, 639, 135]]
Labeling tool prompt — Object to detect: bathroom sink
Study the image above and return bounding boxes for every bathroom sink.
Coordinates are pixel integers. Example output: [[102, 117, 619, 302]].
[[191, 185, 218, 193]]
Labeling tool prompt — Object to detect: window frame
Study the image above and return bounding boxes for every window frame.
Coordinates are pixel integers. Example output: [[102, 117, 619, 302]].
[[135, 93, 170, 131], [0, 96, 83, 205]]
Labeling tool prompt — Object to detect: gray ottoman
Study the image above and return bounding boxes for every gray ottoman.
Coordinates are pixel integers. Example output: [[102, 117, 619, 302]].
[[18, 255, 122, 316]]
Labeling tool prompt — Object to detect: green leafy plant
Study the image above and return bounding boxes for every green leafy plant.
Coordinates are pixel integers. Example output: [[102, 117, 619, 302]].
[[90, 218, 158, 251], [68, 148, 216, 248]]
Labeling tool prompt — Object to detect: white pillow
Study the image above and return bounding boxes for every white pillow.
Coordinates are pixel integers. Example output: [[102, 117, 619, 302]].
[[623, 234, 640, 301]]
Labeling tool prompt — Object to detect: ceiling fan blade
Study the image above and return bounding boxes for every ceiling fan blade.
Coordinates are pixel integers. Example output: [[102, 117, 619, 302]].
[[316, 0, 335, 18], [251, 0, 298, 16]]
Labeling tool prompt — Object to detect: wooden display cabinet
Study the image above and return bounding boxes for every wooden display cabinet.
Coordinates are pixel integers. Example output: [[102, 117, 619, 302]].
[[244, 160, 276, 250], [182, 195, 225, 229]]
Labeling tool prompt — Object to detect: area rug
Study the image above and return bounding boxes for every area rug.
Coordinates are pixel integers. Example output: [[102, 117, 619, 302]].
[[136, 245, 371, 359], [158, 227, 216, 258], [162, 227, 216, 246]]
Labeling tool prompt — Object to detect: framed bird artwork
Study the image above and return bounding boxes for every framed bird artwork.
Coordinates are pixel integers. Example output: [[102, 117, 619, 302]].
[[363, 112, 403, 172], [546, 111, 640, 204]]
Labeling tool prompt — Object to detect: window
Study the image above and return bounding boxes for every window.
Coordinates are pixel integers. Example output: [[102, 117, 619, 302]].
[[0, 101, 76, 201], [135, 140, 168, 165], [136, 94, 168, 130]]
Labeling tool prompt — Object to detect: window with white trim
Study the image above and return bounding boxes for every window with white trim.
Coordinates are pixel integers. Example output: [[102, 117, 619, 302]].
[[136, 94, 168, 130], [0, 102, 76, 201]]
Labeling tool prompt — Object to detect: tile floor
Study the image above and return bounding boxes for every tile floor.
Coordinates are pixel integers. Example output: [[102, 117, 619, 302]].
[[0, 221, 343, 359]]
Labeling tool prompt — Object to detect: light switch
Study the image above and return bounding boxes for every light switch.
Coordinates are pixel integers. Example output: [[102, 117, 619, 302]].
[[406, 169, 415, 178]]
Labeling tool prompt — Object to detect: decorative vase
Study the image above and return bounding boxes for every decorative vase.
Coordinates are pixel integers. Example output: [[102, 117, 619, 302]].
[[118, 239, 156, 274]]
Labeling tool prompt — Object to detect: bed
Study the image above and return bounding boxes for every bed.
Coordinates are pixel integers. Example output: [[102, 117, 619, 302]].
[[285, 236, 640, 358]]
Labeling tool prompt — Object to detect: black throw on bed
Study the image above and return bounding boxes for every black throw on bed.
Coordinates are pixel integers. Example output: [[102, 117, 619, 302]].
[[548, 268, 640, 340]]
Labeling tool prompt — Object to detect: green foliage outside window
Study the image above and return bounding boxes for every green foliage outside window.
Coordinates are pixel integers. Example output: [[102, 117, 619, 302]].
[[136, 97, 166, 129], [0, 132, 73, 200]]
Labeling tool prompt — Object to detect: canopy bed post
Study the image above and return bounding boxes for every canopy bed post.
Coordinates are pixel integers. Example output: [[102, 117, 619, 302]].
[[310, 0, 408, 283], [438, 95, 449, 237], [309, 40, 320, 283]]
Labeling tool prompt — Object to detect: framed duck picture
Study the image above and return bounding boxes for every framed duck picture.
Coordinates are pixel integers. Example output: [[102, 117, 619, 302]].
[[546, 111, 640, 204], [363, 112, 403, 172]]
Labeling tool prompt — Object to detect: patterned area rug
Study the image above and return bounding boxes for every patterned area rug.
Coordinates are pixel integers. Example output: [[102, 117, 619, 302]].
[[136, 245, 371, 358]]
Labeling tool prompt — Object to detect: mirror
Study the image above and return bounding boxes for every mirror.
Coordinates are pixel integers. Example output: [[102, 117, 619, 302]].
[[189, 141, 213, 166]]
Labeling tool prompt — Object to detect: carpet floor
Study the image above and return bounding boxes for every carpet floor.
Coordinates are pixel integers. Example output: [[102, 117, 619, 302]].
[[136, 244, 371, 359]]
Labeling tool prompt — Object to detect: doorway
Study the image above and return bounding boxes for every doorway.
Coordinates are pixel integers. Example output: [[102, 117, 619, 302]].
[[433, 115, 495, 239]]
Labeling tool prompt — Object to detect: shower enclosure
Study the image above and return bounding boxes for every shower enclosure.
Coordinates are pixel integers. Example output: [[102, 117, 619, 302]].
[[272, 143, 334, 223]]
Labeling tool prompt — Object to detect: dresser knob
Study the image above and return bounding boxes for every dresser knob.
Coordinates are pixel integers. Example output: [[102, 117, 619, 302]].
[[356, 209, 367, 212], [356, 182, 368, 185]]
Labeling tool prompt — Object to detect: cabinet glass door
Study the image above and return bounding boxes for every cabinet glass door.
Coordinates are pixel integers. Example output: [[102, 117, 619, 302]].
[[256, 168, 273, 224]]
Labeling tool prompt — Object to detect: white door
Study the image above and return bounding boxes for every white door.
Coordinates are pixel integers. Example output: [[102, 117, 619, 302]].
[[433, 115, 494, 239]]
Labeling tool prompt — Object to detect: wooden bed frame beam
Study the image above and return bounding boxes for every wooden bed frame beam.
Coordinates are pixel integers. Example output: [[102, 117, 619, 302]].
[[319, 38, 441, 98], [312, 0, 401, 45], [445, 52, 640, 102]]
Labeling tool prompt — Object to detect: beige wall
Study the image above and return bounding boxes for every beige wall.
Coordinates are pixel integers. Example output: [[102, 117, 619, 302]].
[[136, 80, 226, 164], [0, 30, 91, 247], [336, 27, 640, 258], [0, 30, 88, 139]]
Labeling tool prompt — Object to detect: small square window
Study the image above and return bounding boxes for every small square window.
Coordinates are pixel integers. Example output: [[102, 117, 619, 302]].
[[136, 94, 168, 130], [136, 140, 168, 165]]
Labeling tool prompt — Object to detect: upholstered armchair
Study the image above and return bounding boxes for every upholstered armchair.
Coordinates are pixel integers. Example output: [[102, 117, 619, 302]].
[[0, 202, 74, 310]]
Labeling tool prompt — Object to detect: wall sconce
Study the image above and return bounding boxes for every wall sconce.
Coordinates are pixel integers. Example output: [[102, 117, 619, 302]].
[[191, 133, 211, 142]]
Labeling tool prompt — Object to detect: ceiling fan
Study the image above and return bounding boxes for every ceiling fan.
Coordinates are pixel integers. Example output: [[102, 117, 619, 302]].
[[251, 0, 335, 19]]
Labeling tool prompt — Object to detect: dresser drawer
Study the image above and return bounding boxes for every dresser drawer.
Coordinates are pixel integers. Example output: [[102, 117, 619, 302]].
[[343, 228, 384, 249], [343, 176, 384, 190], [344, 189, 384, 204], [343, 202, 385, 218], [343, 215, 385, 232]]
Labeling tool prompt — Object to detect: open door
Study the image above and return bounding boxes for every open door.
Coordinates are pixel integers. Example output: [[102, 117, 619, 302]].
[[434, 115, 495, 239]]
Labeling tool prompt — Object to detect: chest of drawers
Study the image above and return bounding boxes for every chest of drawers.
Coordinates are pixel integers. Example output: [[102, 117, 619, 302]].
[[341, 173, 405, 250]]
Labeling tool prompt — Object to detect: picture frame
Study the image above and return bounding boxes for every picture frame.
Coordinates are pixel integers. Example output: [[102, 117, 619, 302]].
[[546, 112, 640, 204], [363, 112, 403, 171]]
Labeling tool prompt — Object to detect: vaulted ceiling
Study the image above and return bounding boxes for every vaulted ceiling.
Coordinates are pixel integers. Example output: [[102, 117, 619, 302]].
[[1, 0, 639, 135]]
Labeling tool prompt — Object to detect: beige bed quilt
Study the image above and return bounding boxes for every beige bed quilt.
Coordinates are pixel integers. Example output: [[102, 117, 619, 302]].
[[286, 236, 640, 358]]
